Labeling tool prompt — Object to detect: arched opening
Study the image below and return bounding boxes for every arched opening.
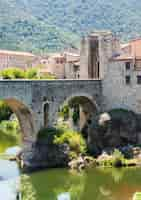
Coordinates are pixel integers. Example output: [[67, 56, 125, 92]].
[[58, 95, 98, 139], [0, 98, 36, 153], [43, 102, 49, 128]]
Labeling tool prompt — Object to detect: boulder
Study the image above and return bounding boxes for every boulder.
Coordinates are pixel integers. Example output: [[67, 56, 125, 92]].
[[87, 109, 140, 156], [23, 140, 70, 171]]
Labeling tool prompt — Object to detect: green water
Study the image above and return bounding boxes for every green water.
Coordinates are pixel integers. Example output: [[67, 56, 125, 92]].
[[0, 140, 17, 153], [28, 167, 141, 200], [1, 141, 141, 200]]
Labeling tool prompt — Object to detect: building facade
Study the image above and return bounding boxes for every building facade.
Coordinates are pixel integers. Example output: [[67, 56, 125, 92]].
[[0, 50, 37, 70], [39, 51, 80, 79], [80, 30, 141, 113]]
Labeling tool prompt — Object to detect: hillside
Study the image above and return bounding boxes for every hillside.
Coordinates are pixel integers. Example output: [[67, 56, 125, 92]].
[[25, 0, 141, 39], [0, 0, 80, 53], [1, 0, 141, 53]]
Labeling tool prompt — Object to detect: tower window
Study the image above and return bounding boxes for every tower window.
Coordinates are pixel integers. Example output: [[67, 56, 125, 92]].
[[137, 75, 141, 84], [125, 62, 131, 70], [125, 75, 131, 85]]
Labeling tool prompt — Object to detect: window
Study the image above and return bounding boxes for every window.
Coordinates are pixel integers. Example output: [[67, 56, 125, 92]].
[[44, 102, 49, 128], [125, 75, 131, 85], [137, 75, 141, 84], [125, 62, 131, 70]]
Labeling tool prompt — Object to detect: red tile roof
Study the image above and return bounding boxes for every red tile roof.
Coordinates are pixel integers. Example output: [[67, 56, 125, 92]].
[[112, 38, 141, 61]]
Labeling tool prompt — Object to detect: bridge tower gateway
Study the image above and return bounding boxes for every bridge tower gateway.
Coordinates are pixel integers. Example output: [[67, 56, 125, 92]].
[[80, 31, 119, 80]]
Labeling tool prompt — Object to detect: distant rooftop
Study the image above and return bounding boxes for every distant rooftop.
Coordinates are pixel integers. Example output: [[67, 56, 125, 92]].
[[89, 30, 112, 37], [113, 38, 141, 61], [0, 49, 35, 57]]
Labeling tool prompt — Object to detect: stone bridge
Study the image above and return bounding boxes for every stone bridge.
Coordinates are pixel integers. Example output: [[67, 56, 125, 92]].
[[0, 80, 102, 147]]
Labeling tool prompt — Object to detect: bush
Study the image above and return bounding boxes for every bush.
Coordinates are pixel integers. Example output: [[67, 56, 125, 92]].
[[0, 120, 20, 143], [112, 149, 125, 167], [0, 101, 12, 122], [37, 127, 62, 142], [1, 68, 15, 79], [26, 68, 38, 79], [54, 126, 86, 155], [59, 104, 70, 120], [37, 125, 87, 158], [12, 68, 25, 78], [1, 67, 25, 79], [0, 67, 56, 80]]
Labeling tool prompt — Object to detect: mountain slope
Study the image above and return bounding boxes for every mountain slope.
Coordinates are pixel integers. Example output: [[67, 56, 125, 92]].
[[25, 0, 141, 39], [0, 0, 79, 53], [1, 0, 141, 53]]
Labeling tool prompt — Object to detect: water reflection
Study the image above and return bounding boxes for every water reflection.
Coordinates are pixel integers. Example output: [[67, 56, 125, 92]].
[[29, 167, 141, 200], [57, 193, 70, 200], [0, 149, 141, 200], [0, 159, 19, 180], [0, 179, 19, 200]]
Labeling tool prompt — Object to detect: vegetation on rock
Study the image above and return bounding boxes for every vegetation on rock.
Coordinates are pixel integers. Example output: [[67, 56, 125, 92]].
[[37, 125, 86, 160], [54, 125, 86, 159]]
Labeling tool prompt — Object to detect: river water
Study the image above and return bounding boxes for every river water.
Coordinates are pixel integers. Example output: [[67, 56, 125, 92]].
[[0, 143, 141, 200]]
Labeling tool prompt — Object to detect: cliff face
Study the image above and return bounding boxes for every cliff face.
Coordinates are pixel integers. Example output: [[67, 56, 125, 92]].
[[87, 109, 141, 156]]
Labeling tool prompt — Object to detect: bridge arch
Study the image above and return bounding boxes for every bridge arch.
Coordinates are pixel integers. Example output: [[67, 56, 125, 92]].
[[58, 93, 99, 132], [2, 98, 36, 144]]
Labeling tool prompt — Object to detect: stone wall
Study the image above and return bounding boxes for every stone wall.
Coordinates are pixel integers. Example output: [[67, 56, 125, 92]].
[[102, 60, 141, 113]]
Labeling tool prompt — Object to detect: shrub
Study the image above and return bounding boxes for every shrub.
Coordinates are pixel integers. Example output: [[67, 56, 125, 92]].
[[37, 125, 87, 158], [1, 67, 25, 79], [111, 149, 125, 167], [26, 68, 38, 79], [37, 127, 62, 141], [54, 126, 86, 155], [59, 104, 70, 120], [12, 68, 25, 78], [0, 101, 12, 122], [0, 120, 20, 143], [71, 105, 80, 124], [1, 68, 14, 79]]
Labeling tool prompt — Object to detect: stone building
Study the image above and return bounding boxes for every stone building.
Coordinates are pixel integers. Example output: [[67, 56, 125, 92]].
[[39, 51, 80, 79], [39, 53, 66, 79], [80, 30, 141, 113], [0, 49, 37, 69]]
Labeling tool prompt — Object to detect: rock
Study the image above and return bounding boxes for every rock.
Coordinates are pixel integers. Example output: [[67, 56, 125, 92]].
[[23, 140, 70, 171], [68, 155, 95, 171], [97, 152, 112, 162], [68, 156, 84, 170], [87, 110, 140, 156]]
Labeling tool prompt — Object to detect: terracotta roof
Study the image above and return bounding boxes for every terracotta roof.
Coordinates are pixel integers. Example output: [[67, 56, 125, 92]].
[[119, 38, 141, 60], [47, 53, 64, 59], [67, 59, 80, 63], [111, 55, 133, 61], [0, 49, 35, 57]]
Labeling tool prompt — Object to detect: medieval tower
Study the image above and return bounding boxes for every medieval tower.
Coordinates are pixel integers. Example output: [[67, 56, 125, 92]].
[[80, 31, 120, 79]]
